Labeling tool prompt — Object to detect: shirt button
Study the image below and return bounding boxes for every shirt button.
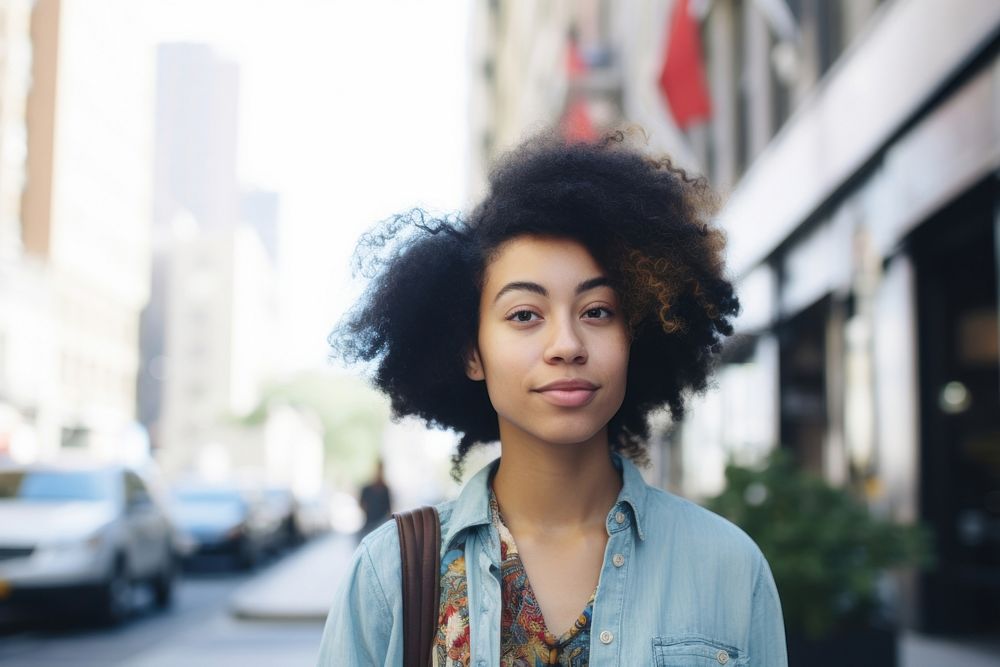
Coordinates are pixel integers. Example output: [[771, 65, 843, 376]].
[[612, 553, 625, 567], [599, 630, 614, 644], [716, 649, 729, 664], [614, 511, 626, 524]]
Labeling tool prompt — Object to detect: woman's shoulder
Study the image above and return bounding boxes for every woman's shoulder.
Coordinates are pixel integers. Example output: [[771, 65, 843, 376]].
[[356, 499, 460, 586], [642, 486, 765, 565]]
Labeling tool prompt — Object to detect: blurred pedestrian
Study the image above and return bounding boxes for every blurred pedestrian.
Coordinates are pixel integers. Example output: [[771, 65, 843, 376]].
[[320, 130, 787, 665], [358, 459, 392, 540]]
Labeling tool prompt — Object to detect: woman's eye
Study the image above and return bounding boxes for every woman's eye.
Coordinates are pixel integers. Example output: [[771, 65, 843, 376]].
[[584, 307, 613, 319], [507, 310, 539, 323]]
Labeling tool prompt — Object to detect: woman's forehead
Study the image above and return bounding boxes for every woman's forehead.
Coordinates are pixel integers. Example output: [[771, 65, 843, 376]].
[[482, 235, 608, 295]]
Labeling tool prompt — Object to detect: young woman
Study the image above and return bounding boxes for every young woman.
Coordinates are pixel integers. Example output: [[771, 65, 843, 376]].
[[319, 132, 787, 666]]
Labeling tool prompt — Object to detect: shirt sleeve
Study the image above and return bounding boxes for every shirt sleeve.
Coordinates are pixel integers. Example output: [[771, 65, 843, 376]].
[[317, 540, 394, 666], [747, 554, 788, 666]]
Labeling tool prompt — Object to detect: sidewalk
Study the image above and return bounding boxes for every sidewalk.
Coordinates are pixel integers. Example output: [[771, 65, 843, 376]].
[[901, 632, 1000, 667], [229, 532, 357, 622]]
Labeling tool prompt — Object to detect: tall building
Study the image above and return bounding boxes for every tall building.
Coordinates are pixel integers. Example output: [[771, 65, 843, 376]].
[[158, 225, 276, 477], [470, 0, 1000, 649], [152, 43, 240, 233], [139, 43, 240, 449], [20, 0, 153, 461], [0, 0, 53, 463], [142, 42, 281, 477], [0, 0, 32, 260], [468, 1, 575, 202]]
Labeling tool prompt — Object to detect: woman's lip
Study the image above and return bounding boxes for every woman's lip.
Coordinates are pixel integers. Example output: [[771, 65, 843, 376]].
[[535, 387, 598, 408], [535, 379, 598, 391]]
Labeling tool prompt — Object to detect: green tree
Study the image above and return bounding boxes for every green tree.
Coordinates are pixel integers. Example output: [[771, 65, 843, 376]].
[[241, 371, 390, 486]]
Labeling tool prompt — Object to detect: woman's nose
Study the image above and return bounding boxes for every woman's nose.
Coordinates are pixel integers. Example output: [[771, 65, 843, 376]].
[[543, 317, 587, 364]]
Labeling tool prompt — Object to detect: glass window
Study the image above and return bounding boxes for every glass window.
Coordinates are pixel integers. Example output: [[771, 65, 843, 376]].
[[0, 470, 117, 501]]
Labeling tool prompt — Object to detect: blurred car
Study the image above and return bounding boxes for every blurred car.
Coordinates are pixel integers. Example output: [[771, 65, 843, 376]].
[[0, 462, 177, 625], [170, 485, 278, 569]]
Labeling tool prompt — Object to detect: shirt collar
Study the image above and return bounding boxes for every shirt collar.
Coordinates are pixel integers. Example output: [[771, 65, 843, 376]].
[[442, 457, 500, 549], [612, 452, 649, 541], [442, 452, 650, 548]]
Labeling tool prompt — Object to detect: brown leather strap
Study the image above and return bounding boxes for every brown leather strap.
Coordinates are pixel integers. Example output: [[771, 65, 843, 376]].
[[393, 506, 440, 667]]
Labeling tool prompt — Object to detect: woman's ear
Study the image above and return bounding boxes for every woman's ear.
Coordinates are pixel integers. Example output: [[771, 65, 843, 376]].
[[465, 347, 485, 381]]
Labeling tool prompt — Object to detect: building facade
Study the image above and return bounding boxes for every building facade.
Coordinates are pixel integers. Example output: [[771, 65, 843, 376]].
[[158, 224, 277, 478], [0, 0, 54, 462], [18, 0, 153, 462], [685, 0, 1000, 637], [139, 43, 242, 451]]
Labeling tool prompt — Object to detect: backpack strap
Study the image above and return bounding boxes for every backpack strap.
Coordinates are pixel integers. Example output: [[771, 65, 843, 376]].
[[393, 506, 441, 667]]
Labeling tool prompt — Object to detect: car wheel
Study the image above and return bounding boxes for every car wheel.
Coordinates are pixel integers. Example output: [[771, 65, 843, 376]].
[[152, 550, 175, 608], [98, 557, 132, 625]]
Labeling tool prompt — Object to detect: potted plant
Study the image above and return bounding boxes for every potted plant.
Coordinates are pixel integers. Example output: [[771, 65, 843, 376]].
[[705, 450, 932, 666]]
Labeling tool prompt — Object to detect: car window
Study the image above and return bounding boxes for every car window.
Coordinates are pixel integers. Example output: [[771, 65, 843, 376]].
[[0, 470, 116, 501], [171, 488, 247, 525]]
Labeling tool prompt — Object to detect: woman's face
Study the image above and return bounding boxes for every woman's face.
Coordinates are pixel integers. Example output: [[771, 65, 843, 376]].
[[466, 235, 630, 449]]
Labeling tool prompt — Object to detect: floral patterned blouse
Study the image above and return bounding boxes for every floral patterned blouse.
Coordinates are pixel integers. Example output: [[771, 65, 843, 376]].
[[432, 491, 596, 666]]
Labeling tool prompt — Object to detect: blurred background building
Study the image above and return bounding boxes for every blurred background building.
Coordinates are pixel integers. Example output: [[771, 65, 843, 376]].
[[470, 0, 999, 644], [0, 0, 47, 464], [11, 0, 152, 464], [139, 42, 241, 454], [0, 2, 317, 494], [137, 40, 321, 495]]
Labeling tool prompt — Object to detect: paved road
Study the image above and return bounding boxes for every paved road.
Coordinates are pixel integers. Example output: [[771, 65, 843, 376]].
[[0, 562, 325, 667]]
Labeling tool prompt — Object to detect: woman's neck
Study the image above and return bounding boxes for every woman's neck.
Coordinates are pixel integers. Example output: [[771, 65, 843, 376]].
[[491, 426, 622, 534]]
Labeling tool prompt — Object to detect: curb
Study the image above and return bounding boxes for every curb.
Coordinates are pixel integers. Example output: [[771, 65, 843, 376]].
[[228, 533, 356, 623]]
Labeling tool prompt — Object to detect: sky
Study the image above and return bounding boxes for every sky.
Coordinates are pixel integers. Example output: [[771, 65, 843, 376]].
[[142, 0, 471, 372]]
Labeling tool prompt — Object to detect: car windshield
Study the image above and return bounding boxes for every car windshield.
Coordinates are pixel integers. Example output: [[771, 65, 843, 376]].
[[171, 488, 246, 526], [0, 470, 116, 501]]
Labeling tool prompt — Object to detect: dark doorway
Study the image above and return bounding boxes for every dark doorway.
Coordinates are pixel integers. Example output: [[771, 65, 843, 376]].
[[779, 297, 830, 475], [911, 176, 1000, 636]]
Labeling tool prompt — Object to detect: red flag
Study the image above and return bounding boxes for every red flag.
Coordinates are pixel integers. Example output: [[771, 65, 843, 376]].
[[561, 41, 597, 142], [658, 0, 712, 129]]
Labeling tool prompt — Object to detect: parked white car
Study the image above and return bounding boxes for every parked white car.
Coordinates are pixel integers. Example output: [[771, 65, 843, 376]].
[[0, 462, 177, 625]]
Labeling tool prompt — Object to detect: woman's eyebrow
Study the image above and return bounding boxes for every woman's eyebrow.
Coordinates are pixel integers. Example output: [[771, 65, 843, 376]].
[[493, 281, 545, 303], [576, 276, 611, 294], [492, 276, 611, 304]]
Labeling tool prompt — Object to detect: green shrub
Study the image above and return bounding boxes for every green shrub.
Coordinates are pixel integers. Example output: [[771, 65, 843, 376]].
[[705, 450, 932, 638]]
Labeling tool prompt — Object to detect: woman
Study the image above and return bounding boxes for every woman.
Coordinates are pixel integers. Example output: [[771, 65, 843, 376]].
[[319, 131, 787, 665]]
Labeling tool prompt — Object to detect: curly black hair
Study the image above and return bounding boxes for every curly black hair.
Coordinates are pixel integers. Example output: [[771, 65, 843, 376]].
[[331, 130, 739, 479]]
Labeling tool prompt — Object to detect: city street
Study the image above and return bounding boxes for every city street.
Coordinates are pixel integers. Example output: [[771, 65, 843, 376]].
[[0, 533, 356, 667], [0, 1, 998, 665]]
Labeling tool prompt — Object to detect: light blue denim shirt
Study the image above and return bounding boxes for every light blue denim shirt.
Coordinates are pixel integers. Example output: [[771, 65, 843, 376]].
[[318, 455, 787, 666]]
